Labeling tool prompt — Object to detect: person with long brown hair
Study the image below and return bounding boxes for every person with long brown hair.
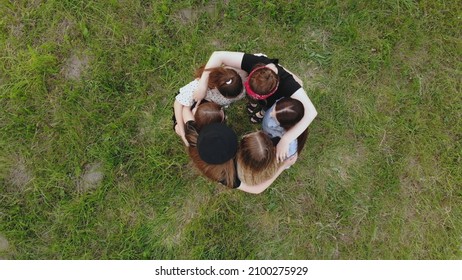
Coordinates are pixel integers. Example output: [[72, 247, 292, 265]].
[[193, 51, 317, 162], [185, 122, 239, 188], [173, 65, 247, 145]]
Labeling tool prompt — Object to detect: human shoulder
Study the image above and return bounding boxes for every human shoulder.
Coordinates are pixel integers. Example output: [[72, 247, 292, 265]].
[[278, 73, 302, 97], [179, 79, 199, 94], [241, 53, 278, 73], [176, 79, 201, 106]]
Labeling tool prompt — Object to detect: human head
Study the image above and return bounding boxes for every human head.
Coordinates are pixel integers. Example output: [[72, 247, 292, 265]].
[[194, 102, 225, 131], [185, 122, 238, 188], [274, 97, 308, 155], [196, 66, 243, 98], [197, 123, 238, 165], [274, 98, 304, 130], [237, 131, 278, 185], [244, 64, 279, 100]]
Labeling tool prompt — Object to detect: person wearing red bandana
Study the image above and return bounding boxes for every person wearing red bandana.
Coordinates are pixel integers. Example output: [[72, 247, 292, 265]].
[[194, 51, 317, 162]]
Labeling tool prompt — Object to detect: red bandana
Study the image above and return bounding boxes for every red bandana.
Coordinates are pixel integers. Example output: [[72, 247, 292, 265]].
[[244, 66, 279, 100]]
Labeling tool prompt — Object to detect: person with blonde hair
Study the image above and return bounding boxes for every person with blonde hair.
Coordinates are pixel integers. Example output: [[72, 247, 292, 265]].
[[237, 131, 281, 186]]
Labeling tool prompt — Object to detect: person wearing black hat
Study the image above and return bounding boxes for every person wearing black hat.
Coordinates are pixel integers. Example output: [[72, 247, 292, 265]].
[[185, 122, 240, 188], [185, 123, 298, 194]]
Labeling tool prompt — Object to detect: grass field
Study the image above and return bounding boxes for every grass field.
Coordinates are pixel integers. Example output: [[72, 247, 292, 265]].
[[1, 0, 461, 259]]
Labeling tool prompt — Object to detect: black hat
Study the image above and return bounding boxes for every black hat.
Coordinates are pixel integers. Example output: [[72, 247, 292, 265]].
[[197, 123, 238, 164]]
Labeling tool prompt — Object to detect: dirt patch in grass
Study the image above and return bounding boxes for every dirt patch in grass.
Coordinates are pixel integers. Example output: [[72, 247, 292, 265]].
[[10, 23, 25, 38], [26, 0, 43, 8], [0, 234, 9, 252], [177, 8, 198, 23], [76, 162, 104, 193], [137, 110, 158, 144], [305, 26, 331, 48], [6, 156, 33, 192], [211, 39, 225, 48], [0, 233, 11, 259], [326, 144, 367, 183], [297, 61, 325, 90], [62, 53, 90, 80], [55, 18, 76, 43], [176, 4, 221, 24]]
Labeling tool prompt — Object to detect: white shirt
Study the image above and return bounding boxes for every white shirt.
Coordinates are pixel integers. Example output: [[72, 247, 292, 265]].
[[175, 67, 247, 107]]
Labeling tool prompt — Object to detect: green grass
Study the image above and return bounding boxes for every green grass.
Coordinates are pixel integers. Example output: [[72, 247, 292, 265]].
[[1, 0, 461, 259]]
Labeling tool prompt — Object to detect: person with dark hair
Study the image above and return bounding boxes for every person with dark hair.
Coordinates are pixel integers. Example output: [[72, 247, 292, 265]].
[[193, 51, 317, 162], [262, 97, 308, 157], [173, 65, 247, 145]]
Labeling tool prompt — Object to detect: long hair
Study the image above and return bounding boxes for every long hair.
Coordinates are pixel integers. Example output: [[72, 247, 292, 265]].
[[194, 102, 224, 131], [184, 121, 236, 188], [195, 66, 243, 98], [248, 63, 279, 96], [274, 98, 308, 154], [236, 131, 279, 185]]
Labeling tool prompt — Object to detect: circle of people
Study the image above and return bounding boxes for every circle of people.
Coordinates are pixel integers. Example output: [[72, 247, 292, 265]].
[[173, 51, 317, 194]]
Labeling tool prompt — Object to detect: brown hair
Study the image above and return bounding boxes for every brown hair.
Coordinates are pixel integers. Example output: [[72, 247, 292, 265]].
[[236, 131, 279, 185], [248, 63, 279, 96], [196, 66, 243, 98], [194, 102, 224, 131], [275, 98, 304, 130], [274, 98, 308, 154], [184, 121, 237, 188]]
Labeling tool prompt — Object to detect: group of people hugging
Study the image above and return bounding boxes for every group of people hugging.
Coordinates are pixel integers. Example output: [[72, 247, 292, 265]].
[[173, 51, 317, 194]]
